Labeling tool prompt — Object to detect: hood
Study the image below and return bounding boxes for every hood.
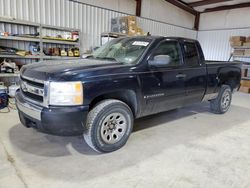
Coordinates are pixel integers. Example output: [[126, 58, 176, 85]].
[[21, 58, 124, 81]]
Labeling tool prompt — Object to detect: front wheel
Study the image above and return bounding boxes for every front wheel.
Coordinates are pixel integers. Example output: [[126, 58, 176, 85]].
[[210, 85, 232, 114], [83, 99, 134, 153]]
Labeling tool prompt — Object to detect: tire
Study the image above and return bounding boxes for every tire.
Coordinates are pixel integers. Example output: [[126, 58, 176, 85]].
[[83, 99, 134, 153], [210, 85, 232, 114]]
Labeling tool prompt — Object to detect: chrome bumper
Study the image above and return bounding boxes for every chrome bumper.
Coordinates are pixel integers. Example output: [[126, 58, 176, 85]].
[[16, 92, 42, 121]]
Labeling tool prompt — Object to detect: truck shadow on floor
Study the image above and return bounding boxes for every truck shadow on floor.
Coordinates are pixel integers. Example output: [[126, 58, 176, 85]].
[[133, 103, 211, 132], [9, 103, 211, 157], [8, 103, 250, 182]]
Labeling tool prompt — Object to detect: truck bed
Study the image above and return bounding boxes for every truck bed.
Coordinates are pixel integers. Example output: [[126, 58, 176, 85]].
[[205, 60, 242, 96]]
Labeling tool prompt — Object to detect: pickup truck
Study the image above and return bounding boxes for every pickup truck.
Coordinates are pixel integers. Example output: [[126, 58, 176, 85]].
[[16, 36, 241, 153]]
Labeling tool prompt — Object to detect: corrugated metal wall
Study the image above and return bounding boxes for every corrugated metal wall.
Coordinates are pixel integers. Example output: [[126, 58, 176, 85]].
[[138, 17, 197, 39], [0, 0, 197, 53], [198, 28, 250, 62]]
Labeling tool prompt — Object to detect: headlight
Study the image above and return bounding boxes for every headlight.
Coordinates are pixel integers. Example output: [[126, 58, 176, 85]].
[[49, 81, 83, 106]]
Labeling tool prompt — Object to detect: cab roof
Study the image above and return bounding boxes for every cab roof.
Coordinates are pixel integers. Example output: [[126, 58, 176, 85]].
[[129, 35, 198, 43]]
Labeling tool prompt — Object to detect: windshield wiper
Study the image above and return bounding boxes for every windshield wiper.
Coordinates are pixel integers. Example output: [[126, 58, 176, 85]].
[[96, 57, 116, 61], [85, 55, 94, 59], [86, 56, 122, 63], [95, 57, 121, 63]]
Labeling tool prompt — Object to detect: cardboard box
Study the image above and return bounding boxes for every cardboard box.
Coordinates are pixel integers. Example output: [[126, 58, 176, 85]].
[[242, 69, 248, 77], [241, 80, 250, 88], [246, 37, 250, 42], [233, 49, 244, 56], [243, 42, 250, 47], [128, 31, 136, 36], [244, 49, 250, 56], [128, 24, 137, 32], [239, 86, 250, 93], [230, 41, 243, 47], [230, 36, 246, 42], [128, 27, 137, 36], [136, 27, 143, 33], [135, 27, 144, 36], [248, 68, 250, 77], [127, 16, 137, 26]]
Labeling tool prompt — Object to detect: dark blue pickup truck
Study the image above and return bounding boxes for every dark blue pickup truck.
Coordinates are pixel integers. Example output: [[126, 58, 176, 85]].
[[16, 36, 241, 152]]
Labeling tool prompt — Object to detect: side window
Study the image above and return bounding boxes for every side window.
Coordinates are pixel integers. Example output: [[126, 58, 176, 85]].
[[183, 42, 200, 66], [152, 41, 181, 66]]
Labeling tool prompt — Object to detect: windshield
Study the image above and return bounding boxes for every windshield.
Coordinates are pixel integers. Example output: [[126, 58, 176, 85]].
[[91, 38, 152, 64]]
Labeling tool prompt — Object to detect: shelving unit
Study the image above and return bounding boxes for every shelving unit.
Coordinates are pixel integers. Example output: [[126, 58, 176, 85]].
[[232, 45, 250, 93], [0, 17, 81, 61], [232, 46, 250, 49], [0, 54, 80, 60], [231, 46, 250, 59], [0, 17, 82, 79], [0, 35, 79, 45], [0, 73, 19, 77]]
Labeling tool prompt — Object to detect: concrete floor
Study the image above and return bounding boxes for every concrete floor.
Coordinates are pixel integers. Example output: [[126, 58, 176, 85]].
[[1, 92, 250, 188]]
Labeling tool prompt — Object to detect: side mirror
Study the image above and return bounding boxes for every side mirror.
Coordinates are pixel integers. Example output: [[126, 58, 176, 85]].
[[148, 55, 172, 67]]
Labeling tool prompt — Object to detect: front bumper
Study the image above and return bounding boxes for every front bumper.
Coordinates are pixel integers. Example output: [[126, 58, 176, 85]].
[[16, 90, 89, 136]]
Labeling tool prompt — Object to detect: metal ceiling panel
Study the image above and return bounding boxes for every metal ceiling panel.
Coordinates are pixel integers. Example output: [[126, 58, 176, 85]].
[[181, 0, 250, 12]]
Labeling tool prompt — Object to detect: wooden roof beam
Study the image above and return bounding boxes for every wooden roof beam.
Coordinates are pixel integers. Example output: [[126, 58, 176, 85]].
[[203, 2, 250, 13], [135, 0, 142, 17], [189, 0, 233, 7], [164, 0, 197, 15]]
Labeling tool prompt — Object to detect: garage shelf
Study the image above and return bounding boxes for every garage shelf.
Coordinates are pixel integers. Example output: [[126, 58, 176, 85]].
[[42, 38, 78, 45], [0, 36, 79, 45], [233, 55, 250, 58], [0, 54, 80, 60], [0, 35, 40, 42], [232, 46, 250, 49], [0, 17, 40, 27], [231, 45, 250, 64], [0, 54, 40, 59], [0, 73, 20, 77], [242, 77, 250, 80]]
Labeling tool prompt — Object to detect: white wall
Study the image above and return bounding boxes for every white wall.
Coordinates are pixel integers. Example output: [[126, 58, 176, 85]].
[[198, 28, 250, 62], [141, 0, 195, 29], [198, 8, 250, 62], [200, 7, 250, 30], [76, 0, 136, 15]]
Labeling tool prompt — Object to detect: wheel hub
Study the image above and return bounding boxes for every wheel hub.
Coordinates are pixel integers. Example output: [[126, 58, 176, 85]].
[[108, 122, 116, 130], [100, 112, 127, 144], [221, 91, 231, 109]]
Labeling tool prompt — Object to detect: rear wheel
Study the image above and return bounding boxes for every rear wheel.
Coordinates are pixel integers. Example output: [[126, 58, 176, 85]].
[[210, 85, 232, 114], [83, 99, 134, 153]]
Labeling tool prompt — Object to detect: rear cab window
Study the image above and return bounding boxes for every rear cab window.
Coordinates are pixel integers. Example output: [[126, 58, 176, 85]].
[[183, 42, 200, 66]]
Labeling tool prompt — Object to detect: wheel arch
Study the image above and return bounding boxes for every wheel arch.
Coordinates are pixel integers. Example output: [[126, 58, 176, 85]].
[[89, 89, 139, 117], [218, 68, 241, 91]]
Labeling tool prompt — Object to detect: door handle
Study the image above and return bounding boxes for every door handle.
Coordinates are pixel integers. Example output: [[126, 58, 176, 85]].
[[176, 74, 186, 79]]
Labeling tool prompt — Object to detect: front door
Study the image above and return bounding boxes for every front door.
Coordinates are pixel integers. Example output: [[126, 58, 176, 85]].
[[140, 40, 186, 116]]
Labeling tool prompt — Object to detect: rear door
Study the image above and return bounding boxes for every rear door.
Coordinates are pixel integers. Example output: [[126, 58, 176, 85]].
[[140, 39, 186, 116], [181, 41, 207, 105]]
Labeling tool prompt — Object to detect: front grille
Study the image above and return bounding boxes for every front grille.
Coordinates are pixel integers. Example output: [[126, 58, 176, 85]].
[[22, 91, 44, 102], [20, 76, 45, 104], [21, 77, 44, 88]]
